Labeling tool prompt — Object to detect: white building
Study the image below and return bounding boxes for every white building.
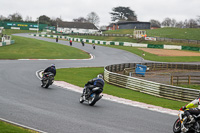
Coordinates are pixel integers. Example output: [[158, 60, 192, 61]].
[[57, 21, 99, 34]]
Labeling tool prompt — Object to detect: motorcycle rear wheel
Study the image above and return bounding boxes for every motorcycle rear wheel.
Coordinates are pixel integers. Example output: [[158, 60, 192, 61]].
[[44, 80, 50, 88], [173, 118, 181, 133], [88, 93, 98, 106]]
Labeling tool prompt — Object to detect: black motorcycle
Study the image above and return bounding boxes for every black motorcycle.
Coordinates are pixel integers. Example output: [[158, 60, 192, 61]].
[[173, 107, 200, 133], [79, 86, 103, 106], [41, 72, 54, 88]]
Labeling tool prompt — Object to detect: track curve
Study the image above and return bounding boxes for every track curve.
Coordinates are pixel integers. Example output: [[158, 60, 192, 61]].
[[0, 33, 175, 133]]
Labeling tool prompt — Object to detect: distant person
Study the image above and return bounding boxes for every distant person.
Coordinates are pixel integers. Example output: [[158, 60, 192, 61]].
[[70, 40, 72, 46], [92, 43, 95, 49], [81, 40, 84, 46], [56, 37, 58, 42]]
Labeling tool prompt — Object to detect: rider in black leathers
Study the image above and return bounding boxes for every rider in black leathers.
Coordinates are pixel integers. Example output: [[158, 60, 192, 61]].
[[83, 74, 104, 96], [42, 64, 56, 81]]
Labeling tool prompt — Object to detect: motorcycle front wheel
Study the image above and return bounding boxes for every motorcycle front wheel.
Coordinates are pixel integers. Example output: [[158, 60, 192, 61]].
[[79, 96, 84, 103], [173, 118, 181, 133]]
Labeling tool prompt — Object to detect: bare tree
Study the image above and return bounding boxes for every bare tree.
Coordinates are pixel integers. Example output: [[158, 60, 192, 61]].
[[188, 19, 198, 28], [0, 15, 6, 21], [73, 17, 88, 22], [25, 16, 32, 22], [8, 12, 23, 21], [183, 19, 189, 28], [196, 16, 200, 25], [175, 21, 184, 28], [150, 19, 161, 27], [171, 19, 177, 27], [50, 17, 63, 27], [87, 12, 100, 26], [162, 17, 172, 27]]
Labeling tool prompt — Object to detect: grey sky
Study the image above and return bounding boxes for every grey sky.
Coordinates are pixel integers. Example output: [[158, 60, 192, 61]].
[[1, 0, 199, 26]]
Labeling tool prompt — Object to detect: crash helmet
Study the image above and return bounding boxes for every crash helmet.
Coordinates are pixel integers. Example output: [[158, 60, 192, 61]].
[[51, 64, 55, 67], [97, 74, 103, 79]]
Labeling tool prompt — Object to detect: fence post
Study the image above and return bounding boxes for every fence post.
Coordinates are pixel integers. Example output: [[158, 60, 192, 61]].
[[177, 76, 179, 85], [171, 76, 173, 85], [188, 75, 191, 85]]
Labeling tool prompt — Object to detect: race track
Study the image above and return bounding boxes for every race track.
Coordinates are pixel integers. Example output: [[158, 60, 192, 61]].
[[0, 34, 175, 133]]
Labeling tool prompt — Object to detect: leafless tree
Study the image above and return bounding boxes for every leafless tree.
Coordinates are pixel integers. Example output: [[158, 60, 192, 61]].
[[161, 17, 172, 27], [188, 19, 198, 28], [175, 21, 184, 28], [150, 19, 161, 27], [8, 12, 23, 21], [171, 19, 177, 27], [87, 12, 100, 26], [196, 16, 200, 25], [25, 16, 32, 22], [0, 15, 6, 21], [73, 17, 88, 23]]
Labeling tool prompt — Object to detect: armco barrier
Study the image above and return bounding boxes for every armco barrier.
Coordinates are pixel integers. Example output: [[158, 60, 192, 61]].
[[104, 63, 200, 102]]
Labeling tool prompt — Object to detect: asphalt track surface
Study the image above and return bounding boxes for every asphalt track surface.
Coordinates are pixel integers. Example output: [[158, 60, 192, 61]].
[[0, 33, 176, 133]]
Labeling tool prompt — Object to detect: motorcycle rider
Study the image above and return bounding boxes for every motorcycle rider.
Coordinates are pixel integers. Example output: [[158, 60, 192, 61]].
[[82, 74, 104, 97], [181, 95, 200, 131], [42, 64, 56, 81]]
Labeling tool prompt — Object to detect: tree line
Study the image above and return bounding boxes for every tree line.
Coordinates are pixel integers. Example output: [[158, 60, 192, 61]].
[[150, 17, 200, 28], [0, 12, 100, 27], [0, 7, 199, 28]]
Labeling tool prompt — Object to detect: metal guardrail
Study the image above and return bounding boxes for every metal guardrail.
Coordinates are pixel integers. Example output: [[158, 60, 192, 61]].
[[104, 63, 200, 102]]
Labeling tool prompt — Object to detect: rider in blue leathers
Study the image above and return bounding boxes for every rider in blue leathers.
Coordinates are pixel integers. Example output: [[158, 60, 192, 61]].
[[83, 74, 104, 96]]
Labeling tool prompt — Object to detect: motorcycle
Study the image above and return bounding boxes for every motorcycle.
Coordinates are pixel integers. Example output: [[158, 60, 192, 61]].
[[173, 107, 200, 133], [79, 86, 103, 106], [41, 72, 54, 88]]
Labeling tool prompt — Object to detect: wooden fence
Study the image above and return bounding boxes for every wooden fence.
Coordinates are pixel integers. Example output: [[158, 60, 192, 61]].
[[171, 75, 200, 85], [104, 63, 200, 102]]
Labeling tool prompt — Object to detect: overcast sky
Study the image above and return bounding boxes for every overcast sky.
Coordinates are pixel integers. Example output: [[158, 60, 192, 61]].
[[1, 0, 199, 26]]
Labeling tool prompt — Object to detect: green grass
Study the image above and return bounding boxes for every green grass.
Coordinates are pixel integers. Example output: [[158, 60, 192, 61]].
[[2, 29, 38, 36], [67, 36, 200, 62], [104, 28, 200, 40], [0, 121, 37, 133], [55, 67, 187, 110], [68, 34, 200, 47], [103, 45, 200, 62], [0, 36, 90, 59], [178, 85, 200, 90]]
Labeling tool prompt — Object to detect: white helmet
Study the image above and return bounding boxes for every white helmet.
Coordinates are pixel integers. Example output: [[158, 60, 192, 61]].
[[97, 74, 103, 79]]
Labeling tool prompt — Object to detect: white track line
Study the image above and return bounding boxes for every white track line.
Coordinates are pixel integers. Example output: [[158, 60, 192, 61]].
[[18, 54, 94, 61]]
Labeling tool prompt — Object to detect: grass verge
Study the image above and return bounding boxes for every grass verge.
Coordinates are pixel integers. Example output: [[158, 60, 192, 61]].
[[2, 29, 38, 36], [103, 28, 200, 41], [0, 36, 90, 59], [55, 67, 187, 110], [0, 120, 37, 133], [66, 36, 200, 62]]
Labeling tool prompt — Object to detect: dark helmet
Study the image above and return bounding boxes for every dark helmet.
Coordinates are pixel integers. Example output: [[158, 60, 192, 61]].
[[51, 64, 55, 67]]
